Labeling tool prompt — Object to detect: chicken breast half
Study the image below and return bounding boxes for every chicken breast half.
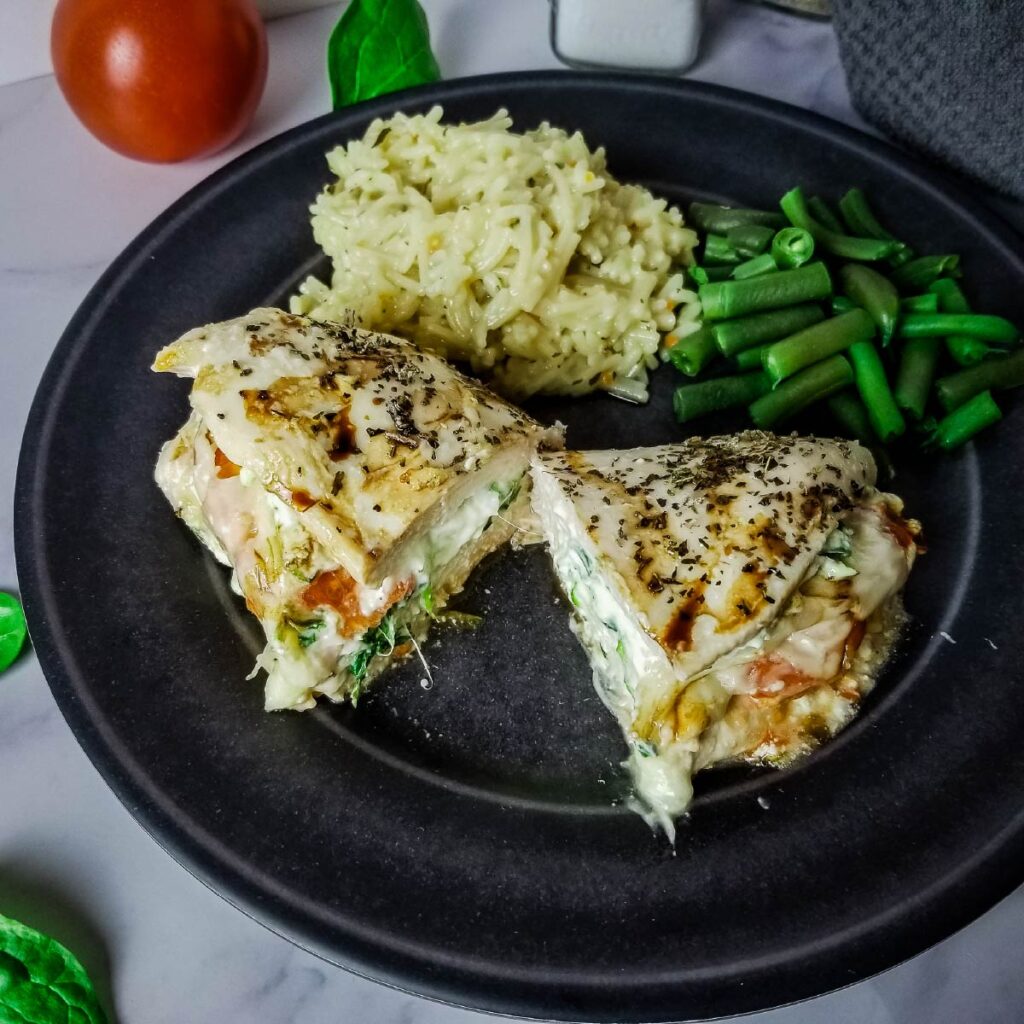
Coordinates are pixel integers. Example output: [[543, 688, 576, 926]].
[[530, 432, 919, 837], [155, 308, 563, 711]]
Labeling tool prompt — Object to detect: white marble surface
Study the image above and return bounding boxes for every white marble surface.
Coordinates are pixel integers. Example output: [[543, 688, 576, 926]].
[[1, 2, 1022, 1022]]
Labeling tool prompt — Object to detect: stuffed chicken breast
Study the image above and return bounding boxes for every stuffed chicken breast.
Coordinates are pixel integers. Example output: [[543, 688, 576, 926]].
[[531, 432, 919, 836], [155, 308, 562, 711]]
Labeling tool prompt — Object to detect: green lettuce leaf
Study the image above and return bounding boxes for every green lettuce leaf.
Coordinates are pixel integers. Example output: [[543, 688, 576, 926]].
[[327, 0, 441, 110], [0, 913, 107, 1023]]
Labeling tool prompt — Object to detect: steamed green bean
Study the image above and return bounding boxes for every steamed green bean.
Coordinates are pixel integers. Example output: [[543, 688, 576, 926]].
[[898, 313, 1020, 343], [900, 294, 939, 314], [673, 372, 772, 423], [726, 223, 775, 257], [734, 344, 771, 372], [712, 303, 826, 356], [667, 326, 718, 377], [926, 391, 1002, 451], [732, 253, 778, 280], [929, 278, 994, 366], [837, 187, 913, 266], [894, 338, 941, 420], [780, 187, 898, 262], [934, 348, 1024, 411], [841, 263, 900, 344], [838, 188, 896, 241], [890, 255, 959, 291], [807, 195, 844, 234], [848, 340, 906, 441], [688, 202, 786, 233], [771, 227, 815, 269], [763, 308, 875, 386], [704, 233, 742, 266], [827, 389, 876, 445], [749, 354, 853, 428], [698, 261, 832, 320]]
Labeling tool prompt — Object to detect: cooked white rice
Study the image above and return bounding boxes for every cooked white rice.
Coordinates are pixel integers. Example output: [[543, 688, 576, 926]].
[[290, 106, 700, 400]]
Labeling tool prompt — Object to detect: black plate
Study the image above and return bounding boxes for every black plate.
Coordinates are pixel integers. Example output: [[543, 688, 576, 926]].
[[16, 74, 1024, 1022]]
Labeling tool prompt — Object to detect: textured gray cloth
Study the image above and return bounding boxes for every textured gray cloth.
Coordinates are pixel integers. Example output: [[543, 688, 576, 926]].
[[832, 0, 1024, 200]]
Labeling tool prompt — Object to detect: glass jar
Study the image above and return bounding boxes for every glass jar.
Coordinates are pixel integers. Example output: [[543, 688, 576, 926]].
[[550, 0, 704, 74], [746, 0, 831, 17]]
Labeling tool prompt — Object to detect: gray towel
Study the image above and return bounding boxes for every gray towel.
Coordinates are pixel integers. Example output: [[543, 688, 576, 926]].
[[832, 0, 1024, 201]]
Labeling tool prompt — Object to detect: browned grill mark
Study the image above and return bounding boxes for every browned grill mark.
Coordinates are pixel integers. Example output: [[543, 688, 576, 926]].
[[327, 406, 359, 462], [289, 489, 317, 511], [753, 517, 799, 564], [662, 590, 705, 651], [842, 617, 867, 670], [241, 386, 282, 421]]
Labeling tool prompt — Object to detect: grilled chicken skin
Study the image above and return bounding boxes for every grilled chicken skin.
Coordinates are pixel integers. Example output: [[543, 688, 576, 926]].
[[156, 307, 562, 710], [531, 432, 919, 836]]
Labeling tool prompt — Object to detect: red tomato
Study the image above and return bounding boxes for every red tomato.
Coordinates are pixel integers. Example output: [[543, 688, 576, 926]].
[[51, 0, 268, 163]]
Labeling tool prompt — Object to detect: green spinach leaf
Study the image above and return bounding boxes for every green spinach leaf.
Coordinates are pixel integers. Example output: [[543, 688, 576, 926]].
[[296, 619, 325, 648], [0, 593, 27, 674], [349, 610, 411, 691], [489, 477, 522, 513], [327, 0, 441, 110], [0, 913, 107, 1024]]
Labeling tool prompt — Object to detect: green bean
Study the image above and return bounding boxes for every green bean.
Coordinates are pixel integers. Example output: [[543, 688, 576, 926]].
[[890, 255, 959, 291], [707, 265, 735, 281], [928, 278, 993, 366], [749, 354, 853, 428], [699, 261, 832, 320], [688, 202, 786, 234], [673, 372, 772, 424], [888, 247, 914, 268], [837, 187, 913, 266], [780, 187, 898, 261], [898, 313, 1020, 343], [808, 195, 844, 234], [732, 253, 778, 280], [925, 391, 1002, 451], [889, 248, 914, 268], [928, 277, 967, 309], [827, 389, 876, 445], [667, 326, 719, 377], [763, 308, 875, 386], [712, 303, 825, 356], [934, 348, 1024, 411], [848, 340, 906, 441], [689, 265, 733, 287], [900, 293, 939, 313], [894, 338, 940, 420], [831, 296, 856, 315], [948, 339, 996, 366], [771, 227, 815, 270], [726, 223, 775, 257], [734, 344, 771, 372], [704, 233, 742, 265], [841, 264, 900, 345], [838, 188, 896, 241]]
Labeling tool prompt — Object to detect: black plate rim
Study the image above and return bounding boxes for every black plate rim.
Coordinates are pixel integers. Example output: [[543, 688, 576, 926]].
[[15, 71, 1024, 1022]]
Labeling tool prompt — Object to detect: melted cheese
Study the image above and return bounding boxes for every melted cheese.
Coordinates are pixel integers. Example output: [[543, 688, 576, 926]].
[[532, 436, 919, 836], [156, 309, 564, 712]]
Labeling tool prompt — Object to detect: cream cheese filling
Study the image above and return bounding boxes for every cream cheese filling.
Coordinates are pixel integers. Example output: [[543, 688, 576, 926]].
[[539, 484, 912, 837]]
